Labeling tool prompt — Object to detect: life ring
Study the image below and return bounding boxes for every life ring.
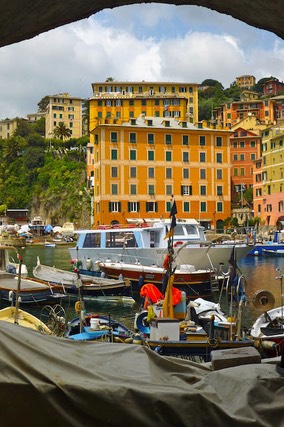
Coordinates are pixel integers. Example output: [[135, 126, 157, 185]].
[[75, 301, 81, 313], [174, 241, 183, 248]]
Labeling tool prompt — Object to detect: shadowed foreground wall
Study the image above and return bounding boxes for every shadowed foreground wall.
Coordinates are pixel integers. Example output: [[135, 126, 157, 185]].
[[0, 0, 283, 48]]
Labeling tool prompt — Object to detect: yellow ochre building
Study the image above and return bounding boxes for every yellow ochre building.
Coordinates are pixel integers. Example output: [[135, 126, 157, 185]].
[[88, 113, 232, 231]]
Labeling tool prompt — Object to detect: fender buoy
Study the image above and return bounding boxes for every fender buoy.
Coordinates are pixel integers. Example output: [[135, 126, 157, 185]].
[[75, 301, 81, 313], [85, 258, 93, 271], [135, 311, 150, 335], [174, 241, 183, 248]]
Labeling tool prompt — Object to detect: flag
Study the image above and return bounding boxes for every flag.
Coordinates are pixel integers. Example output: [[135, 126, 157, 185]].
[[164, 197, 177, 240], [170, 199, 177, 217]]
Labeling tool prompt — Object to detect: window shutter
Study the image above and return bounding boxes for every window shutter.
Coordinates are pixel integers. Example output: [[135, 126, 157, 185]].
[[146, 202, 149, 212], [137, 202, 140, 212], [118, 202, 121, 212], [108, 202, 111, 212]]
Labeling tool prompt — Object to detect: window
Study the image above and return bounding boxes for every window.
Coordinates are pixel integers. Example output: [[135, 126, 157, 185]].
[[165, 134, 172, 144], [217, 202, 223, 212], [128, 202, 139, 213], [251, 153, 256, 160], [200, 185, 206, 196], [146, 202, 157, 212], [183, 152, 189, 162], [129, 133, 136, 143], [233, 168, 238, 176], [148, 151, 154, 161], [109, 202, 120, 212], [111, 132, 117, 143], [130, 167, 136, 178], [200, 169, 206, 179], [130, 150, 136, 160], [182, 135, 189, 145], [148, 168, 154, 179], [216, 169, 222, 179], [240, 141, 245, 148], [166, 201, 171, 213], [111, 167, 118, 178], [216, 136, 222, 147], [240, 154, 245, 161], [216, 153, 222, 163], [183, 168, 189, 179], [166, 168, 172, 179], [130, 184, 136, 195], [200, 152, 206, 162], [111, 184, 118, 195], [240, 168, 245, 176], [111, 149, 118, 160], [181, 185, 192, 195], [233, 154, 238, 161], [200, 136, 206, 146], [233, 142, 238, 148], [148, 133, 154, 144], [166, 185, 172, 195], [250, 141, 256, 148], [217, 186, 223, 196], [165, 151, 172, 161], [141, 100, 146, 106], [200, 202, 206, 212], [184, 202, 190, 212], [148, 185, 155, 195]]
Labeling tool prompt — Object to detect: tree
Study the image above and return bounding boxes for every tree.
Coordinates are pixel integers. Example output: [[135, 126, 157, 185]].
[[37, 96, 50, 112], [54, 122, 72, 140], [201, 79, 224, 90]]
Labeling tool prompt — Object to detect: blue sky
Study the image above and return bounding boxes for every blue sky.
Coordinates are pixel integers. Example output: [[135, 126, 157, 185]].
[[0, 4, 283, 119]]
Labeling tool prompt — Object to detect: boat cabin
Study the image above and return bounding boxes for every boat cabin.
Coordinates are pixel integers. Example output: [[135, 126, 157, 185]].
[[76, 220, 207, 250]]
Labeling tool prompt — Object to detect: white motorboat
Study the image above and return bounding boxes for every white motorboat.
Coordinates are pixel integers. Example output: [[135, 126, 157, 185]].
[[69, 219, 252, 276]]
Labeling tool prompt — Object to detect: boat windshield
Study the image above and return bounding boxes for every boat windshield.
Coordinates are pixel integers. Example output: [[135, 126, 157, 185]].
[[83, 233, 101, 248], [106, 231, 137, 248]]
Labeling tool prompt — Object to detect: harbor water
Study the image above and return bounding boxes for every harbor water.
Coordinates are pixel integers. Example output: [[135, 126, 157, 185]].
[[14, 244, 284, 331]]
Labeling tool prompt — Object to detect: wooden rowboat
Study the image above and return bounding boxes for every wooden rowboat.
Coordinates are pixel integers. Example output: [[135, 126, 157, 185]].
[[0, 306, 51, 334]]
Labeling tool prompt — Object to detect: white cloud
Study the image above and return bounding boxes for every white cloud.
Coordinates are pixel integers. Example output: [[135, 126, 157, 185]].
[[0, 4, 283, 119]]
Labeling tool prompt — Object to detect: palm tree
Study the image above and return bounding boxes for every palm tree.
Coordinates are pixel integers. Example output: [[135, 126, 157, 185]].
[[54, 122, 72, 140]]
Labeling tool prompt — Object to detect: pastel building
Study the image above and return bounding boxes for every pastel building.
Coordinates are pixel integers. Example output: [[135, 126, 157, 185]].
[[89, 81, 199, 130], [235, 75, 256, 90], [258, 124, 284, 226], [88, 116, 232, 230], [0, 118, 20, 139], [45, 93, 83, 139]]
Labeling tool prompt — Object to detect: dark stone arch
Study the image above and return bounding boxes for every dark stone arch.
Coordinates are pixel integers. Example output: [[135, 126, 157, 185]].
[[0, 0, 283, 48]]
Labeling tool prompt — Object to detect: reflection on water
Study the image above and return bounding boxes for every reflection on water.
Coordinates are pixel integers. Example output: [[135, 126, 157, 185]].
[[13, 246, 284, 329]]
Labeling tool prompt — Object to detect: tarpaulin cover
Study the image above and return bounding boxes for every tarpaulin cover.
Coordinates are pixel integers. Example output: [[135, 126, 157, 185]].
[[0, 321, 283, 427]]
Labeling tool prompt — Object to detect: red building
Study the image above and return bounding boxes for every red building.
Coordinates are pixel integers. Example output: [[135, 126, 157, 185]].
[[230, 127, 262, 206], [262, 78, 284, 97]]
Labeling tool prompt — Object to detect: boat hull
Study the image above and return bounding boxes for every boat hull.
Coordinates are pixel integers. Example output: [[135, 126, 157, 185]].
[[33, 262, 130, 297], [0, 272, 66, 305], [70, 244, 251, 275], [145, 338, 254, 361], [99, 261, 214, 298]]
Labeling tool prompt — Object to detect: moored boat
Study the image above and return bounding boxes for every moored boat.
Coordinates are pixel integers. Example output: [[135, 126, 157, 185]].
[[249, 288, 284, 357], [262, 249, 284, 257], [0, 306, 51, 334], [66, 313, 135, 342], [69, 219, 252, 276], [33, 257, 131, 297], [98, 259, 216, 298]]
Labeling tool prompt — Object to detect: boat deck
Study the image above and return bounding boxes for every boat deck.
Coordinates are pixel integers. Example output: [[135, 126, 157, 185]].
[[0, 274, 53, 291]]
